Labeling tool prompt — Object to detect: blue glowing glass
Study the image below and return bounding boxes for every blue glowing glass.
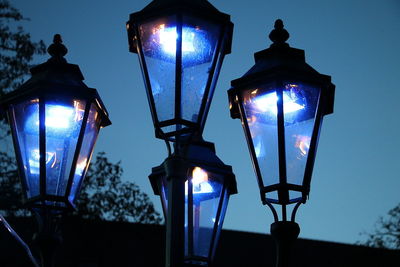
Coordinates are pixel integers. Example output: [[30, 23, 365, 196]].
[[158, 26, 196, 56], [185, 167, 213, 195], [139, 16, 221, 134], [158, 167, 227, 263], [242, 83, 320, 202], [10, 99, 90, 201], [184, 169, 224, 261], [144, 23, 211, 63], [10, 100, 40, 198], [69, 103, 101, 203], [253, 91, 305, 116]]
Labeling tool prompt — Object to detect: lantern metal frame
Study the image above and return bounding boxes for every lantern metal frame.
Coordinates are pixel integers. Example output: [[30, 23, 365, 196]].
[[0, 35, 111, 211], [149, 140, 237, 266], [228, 19, 335, 221], [127, 0, 233, 140]]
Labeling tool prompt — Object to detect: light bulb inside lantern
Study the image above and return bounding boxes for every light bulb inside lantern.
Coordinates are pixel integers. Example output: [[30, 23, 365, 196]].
[[157, 24, 196, 55], [41, 105, 74, 129], [185, 167, 213, 194], [151, 23, 211, 57], [252, 91, 305, 115], [25, 101, 84, 133]]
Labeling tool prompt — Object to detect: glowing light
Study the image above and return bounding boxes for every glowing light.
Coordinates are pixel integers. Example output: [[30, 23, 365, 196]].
[[43, 105, 74, 129], [153, 24, 200, 55], [192, 167, 208, 184], [253, 91, 305, 115], [25, 102, 84, 134], [185, 167, 213, 194]]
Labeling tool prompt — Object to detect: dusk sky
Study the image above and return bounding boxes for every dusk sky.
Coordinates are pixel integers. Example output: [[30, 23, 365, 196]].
[[11, 0, 400, 245]]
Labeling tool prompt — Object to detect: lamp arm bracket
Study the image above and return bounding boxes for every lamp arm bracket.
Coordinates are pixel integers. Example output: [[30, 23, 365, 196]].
[[265, 202, 279, 222], [290, 201, 302, 222], [0, 214, 40, 267]]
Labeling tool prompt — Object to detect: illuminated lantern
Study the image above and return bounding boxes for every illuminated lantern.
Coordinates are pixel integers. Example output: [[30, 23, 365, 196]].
[[0, 35, 111, 210], [127, 0, 233, 140], [228, 20, 335, 221], [149, 140, 237, 266]]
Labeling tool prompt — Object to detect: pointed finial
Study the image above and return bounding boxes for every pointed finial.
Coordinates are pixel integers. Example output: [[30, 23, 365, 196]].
[[269, 19, 290, 47], [47, 34, 68, 59]]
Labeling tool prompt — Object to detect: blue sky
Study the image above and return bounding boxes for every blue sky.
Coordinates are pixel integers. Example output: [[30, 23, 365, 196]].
[[11, 0, 400, 245]]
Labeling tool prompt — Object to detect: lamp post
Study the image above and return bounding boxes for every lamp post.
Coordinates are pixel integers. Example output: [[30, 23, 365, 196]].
[[0, 34, 111, 267], [228, 20, 335, 267], [149, 139, 237, 266], [127, 1, 234, 266]]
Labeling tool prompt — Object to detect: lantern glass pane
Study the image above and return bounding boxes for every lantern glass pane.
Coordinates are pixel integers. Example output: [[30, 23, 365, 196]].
[[139, 15, 223, 135], [10, 99, 40, 198], [43, 99, 86, 197], [283, 83, 320, 187], [266, 191, 278, 202], [289, 191, 302, 201], [210, 186, 229, 258], [69, 103, 102, 203], [185, 168, 223, 260], [241, 86, 279, 187], [181, 16, 221, 123], [139, 16, 177, 123]]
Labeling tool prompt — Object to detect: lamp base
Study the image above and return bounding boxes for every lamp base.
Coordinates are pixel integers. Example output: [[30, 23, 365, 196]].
[[32, 209, 63, 267], [270, 221, 300, 267]]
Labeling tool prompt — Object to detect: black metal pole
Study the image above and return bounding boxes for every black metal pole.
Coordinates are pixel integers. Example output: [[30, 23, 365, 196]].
[[32, 209, 62, 267], [270, 221, 300, 267], [164, 155, 187, 267]]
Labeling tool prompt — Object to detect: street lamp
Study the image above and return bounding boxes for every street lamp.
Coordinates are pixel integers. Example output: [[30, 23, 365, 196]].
[[228, 20, 335, 267], [127, 0, 233, 141], [127, 1, 234, 266], [0, 34, 111, 267], [149, 140, 237, 266]]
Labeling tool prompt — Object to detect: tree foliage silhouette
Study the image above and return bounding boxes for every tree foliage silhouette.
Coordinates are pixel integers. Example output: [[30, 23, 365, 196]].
[[0, 0, 46, 96], [75, 152, 163, 224], [0, 1, 163, 225], [362, 203, 400, 250], [0, 0, 44, 217]]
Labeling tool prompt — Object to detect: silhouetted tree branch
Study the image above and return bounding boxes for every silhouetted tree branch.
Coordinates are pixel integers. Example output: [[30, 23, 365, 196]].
[[75, 152, 163, 224], [361, 203, 400, 250], [0, 0, 46, 96]]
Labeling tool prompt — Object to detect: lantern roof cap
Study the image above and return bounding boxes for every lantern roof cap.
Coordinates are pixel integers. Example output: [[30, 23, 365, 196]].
[[0, 34, 111, 127], [141, 0, 220, 14], [149, 139, 237, 195], [230, 19, 335, 116], [127, 0, 233, 54], [28, 34, 84, 81], [231, 19, 329, 86], [47, 34, 68, 61]]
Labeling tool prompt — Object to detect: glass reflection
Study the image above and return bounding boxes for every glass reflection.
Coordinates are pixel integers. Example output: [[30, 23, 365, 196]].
[[69, 104, 101, 203]]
